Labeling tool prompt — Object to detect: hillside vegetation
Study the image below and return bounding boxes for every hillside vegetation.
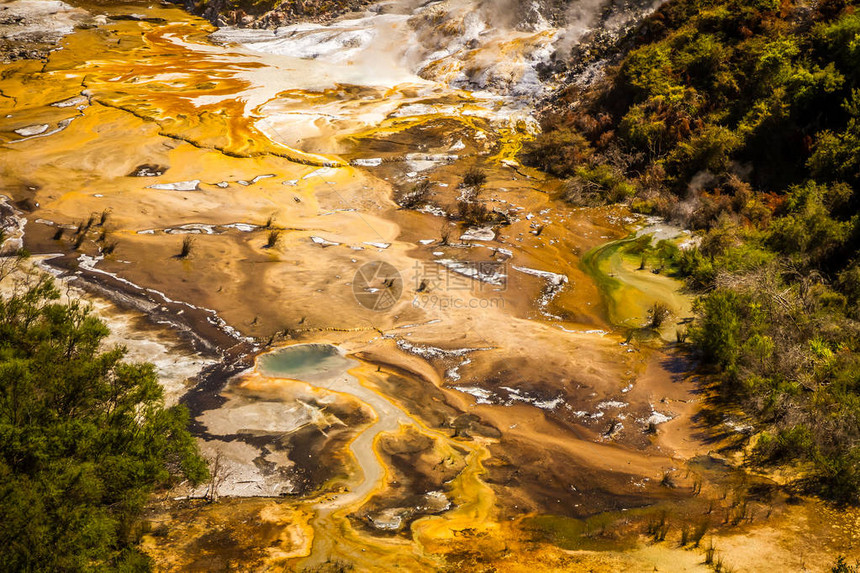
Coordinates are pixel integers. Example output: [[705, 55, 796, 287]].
[[524, 0, 860, 501]]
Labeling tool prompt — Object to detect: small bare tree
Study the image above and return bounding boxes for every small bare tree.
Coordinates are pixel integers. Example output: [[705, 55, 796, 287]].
[[439, 222, 452, 246], [461, 166, 487, 189], [649, 302, 671, 329], [205, 452, 230, 502], [177, 236, 194, 259], [395, 179, 432, 209], [457, 199, 493, 226], [266, 229, 281, 249]]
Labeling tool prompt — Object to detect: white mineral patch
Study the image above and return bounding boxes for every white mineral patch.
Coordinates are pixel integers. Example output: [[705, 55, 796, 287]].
[[94, 301, 216, 406], [51, 95, 88, 108], [200, 400, 316, 435], [223, 223, 258, 232], [500, 386, 564, 410], [396, 339, 489, 358], [185, 440, 299, 498], [237, 174, 275, 185], [418, 204, 448, 217], [405, 152, 459, 164], [513, 265, 568, 318], [646, 410, 674, 425], [435, 259, 506, 286], [512, 265, 567, 284], [352, 158, 382, 167], [0, 0, 86, 43], [369, 510, 404, 531], [76, 253, 103, 271], [723, 417, 754, 434], [10, 116, 77, 143], [453, 386, 495, 405], [303, 167, 337, 180], [147, 180, 201, 191], [460, 227, 495, 241], [596, 400, 628, 410], [0, 196, 26, 253], [421, 490, 451, 512], [311, 236, 340, 246], [14, 124, 49, 136], [164, 224, 218, 235], [445, 358, 471, 381]]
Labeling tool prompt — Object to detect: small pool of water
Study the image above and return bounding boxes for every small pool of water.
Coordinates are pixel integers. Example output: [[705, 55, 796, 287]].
[[257, 343, 355, 382]]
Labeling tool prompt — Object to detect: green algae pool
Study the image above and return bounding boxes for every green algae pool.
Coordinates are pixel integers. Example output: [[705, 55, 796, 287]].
[[257, 344, 355, 382], [582, 234, 693, 340]]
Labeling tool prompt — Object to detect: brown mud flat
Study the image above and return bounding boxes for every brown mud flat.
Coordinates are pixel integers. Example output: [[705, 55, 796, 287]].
[[1, 1, 859, 570]]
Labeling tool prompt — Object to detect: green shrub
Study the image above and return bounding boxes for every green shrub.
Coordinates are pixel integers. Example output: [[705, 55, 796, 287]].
[[0, 272, 207, 570], [565, 164, 635, 205], [521, 128, 593, 177]]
